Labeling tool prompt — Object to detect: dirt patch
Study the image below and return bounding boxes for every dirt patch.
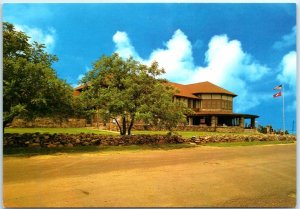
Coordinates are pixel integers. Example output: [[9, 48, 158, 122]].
[[3, 144, 296, 207]]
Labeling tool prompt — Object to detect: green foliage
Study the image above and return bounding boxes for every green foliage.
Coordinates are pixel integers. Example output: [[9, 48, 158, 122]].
[[3, 22, 75, 126], [137, 83, 193, 131], [5, 128, 262, 138], [257, 125, 267, 133], [80, 53, 191, 135]]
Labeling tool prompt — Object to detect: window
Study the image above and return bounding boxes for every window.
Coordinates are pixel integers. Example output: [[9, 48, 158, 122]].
[[202, 94, 212, 99], [225, 101, 228, 109], [212, 94, 221, 99], [228, 101, 232, 110], [211, 100, 216, 109], [193, 100, 197, 109], [216, 100, 221, 109], [188, 99, 192, 108]]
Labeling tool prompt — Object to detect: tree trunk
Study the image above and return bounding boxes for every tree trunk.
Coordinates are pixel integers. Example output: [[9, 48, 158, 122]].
[[3, 120, 10, 128], [127, 114, 135, 135], [96, 107, 99, 129], [121, 116, 126, 135], [3, 112, 17, 128]]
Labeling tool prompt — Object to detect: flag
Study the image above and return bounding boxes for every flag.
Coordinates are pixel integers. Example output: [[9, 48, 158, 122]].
[[273, 91, 282, 98], [274, 84, 282, 90]]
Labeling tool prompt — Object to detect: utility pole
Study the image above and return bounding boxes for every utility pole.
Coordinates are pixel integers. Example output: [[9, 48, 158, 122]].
[[282, 84, 285, 134]]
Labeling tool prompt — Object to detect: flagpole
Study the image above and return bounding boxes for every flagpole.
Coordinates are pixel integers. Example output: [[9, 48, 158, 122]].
[[282, 84, 285, 134]]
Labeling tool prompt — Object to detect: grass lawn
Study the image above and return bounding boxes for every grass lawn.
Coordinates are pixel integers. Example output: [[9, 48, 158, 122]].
[[4, 127, 260, 139], [4, 127, 119, 135], [133, 130, 260, 138]]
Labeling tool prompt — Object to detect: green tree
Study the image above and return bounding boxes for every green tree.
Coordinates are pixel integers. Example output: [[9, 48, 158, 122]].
[[80, 53, 192, 135], [137, 83, 193, 132], [3, 22, 75, 127]]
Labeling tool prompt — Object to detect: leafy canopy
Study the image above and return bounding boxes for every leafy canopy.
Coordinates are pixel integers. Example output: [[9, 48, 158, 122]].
[[80, 53, 193, 135], [3, 22, 76, 126]]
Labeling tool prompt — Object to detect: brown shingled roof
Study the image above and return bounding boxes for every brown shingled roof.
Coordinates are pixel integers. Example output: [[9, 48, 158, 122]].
[[75, 80, 237, 98], [166, 82, 199, 98], [74, 82, 91, 91], [167, 81, 237, 98]]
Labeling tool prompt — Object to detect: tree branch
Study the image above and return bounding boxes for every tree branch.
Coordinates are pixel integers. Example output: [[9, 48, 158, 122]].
[[112, 117, 122, 135]]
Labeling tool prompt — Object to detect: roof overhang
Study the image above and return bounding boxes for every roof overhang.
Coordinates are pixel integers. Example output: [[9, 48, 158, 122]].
[[192, 112, 259, 118]]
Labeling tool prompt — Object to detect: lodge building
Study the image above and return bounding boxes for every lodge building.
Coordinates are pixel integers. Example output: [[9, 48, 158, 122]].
[[166, 81, 258, 131], [74, 81, 258, 132]]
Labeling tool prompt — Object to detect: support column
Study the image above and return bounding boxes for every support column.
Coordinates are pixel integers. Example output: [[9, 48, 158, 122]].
[[250, 118, 255, 129], [188, 117, 193, 126], [211, 116, 218, 127], [239, 117, 245, 128], [233, 118, 237, 126]]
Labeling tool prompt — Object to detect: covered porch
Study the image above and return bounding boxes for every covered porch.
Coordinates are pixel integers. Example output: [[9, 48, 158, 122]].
[[187, 112, 259, 129]]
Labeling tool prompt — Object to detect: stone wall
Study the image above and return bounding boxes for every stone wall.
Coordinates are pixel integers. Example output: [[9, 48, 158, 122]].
[[4, 133, 186, 148], [191, 134, 296, 144], [10, 117, 87, 128], [4, 133, 295, 149], [215, 126, 245, 133]]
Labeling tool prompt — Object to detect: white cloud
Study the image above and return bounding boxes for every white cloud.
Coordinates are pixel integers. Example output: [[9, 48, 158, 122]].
[[77, 66, 92, 81], [277, 51, 296, 112], [277, 51, 297, 88], [85, 66, 92, 72], [113, 31, 141, 61], [273, 26, 296, 49], [112, 30, 271, 112], [77, 74, 84, 81], [146, 29, 195, 81], [14, 24, 56, 52], [183, 34, 269, 112], [71, 83, 78, 88]]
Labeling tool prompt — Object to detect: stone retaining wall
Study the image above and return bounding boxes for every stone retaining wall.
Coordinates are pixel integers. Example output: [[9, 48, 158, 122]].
[[11, 118, 87, 128], [3, 133, 186, 148], [3, 133, 296, 149], [215, 126, 246, 133], [191, 134, 296, 144]]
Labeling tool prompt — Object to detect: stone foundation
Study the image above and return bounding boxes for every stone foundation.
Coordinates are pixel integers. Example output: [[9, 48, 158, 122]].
[[10, 117, 87, 128], [215, 126, 245, 133]]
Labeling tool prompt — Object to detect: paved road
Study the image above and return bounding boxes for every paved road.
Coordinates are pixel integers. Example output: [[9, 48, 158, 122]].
[[3, 143, 296, 207]]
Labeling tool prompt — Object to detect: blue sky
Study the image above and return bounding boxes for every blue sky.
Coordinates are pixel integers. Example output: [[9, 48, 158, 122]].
[[3, 3, 297, 132]]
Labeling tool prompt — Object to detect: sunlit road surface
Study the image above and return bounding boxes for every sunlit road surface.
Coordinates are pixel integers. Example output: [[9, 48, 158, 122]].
[[3, 143, 296, 207]]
